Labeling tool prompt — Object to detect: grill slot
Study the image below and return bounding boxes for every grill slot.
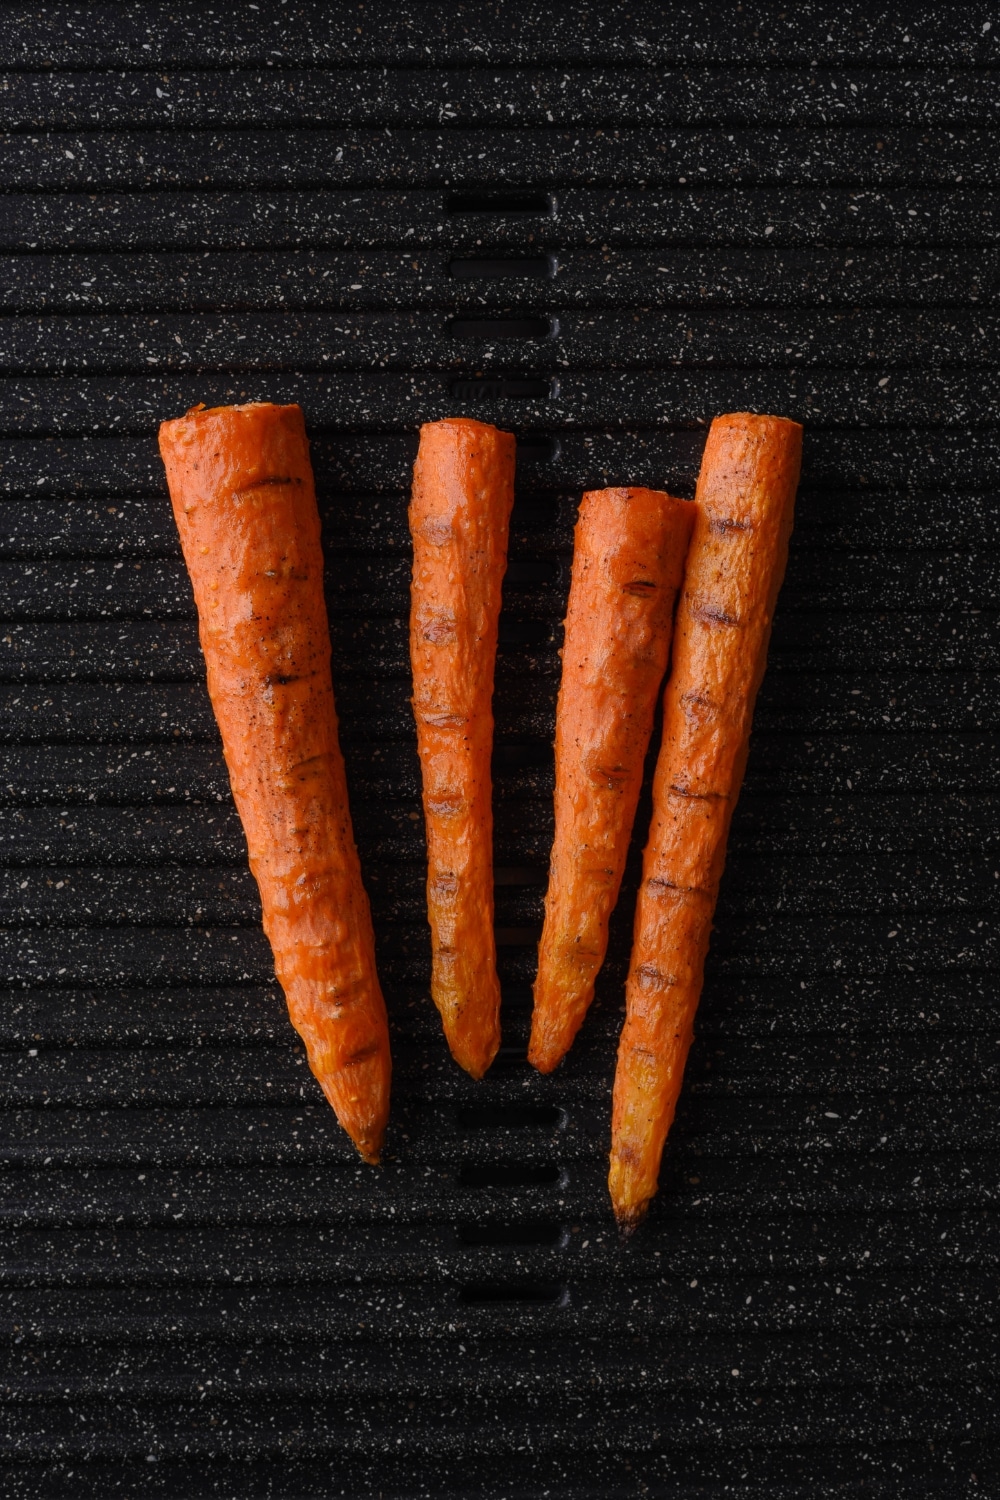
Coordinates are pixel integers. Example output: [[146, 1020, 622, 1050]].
[[458, 1163, 564, 1189], [493, 867, 547, 887], [446, 191, 554, 215], [502, 558, 558, 585], [493, 742, 552, 766], [448, 316, 557, 340], [496, 620, 552, 647], [495, 930, 541, 948], [450, 377, 553, 400], [513, 434, 560, 464], [459, 1280, 569, 1305], [457, 1104, 563, 1130], [456, 1221, 567, 1248], [450, 256, 555, 280]]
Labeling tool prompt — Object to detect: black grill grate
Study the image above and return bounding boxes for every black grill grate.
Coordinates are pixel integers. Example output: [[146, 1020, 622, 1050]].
[[2, 6, 999, 1495]]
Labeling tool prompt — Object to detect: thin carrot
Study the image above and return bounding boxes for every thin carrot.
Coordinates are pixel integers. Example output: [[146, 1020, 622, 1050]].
[[158, 402, 390, 1163], [408, 418, 516, 1078], [528, 487, 693, 1073], [609, 412, 802, 1233]]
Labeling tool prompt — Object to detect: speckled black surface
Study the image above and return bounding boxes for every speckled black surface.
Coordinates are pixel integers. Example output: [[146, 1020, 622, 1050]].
[[1, 6, 999, 1497]]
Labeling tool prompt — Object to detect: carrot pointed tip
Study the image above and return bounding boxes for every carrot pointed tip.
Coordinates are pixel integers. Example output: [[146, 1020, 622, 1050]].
[[353, 1128, 385, 1165], [614, 1203, 648, 1241], [526, 1040, 562, 1075], [454, 1053, 494, 1081], [445, 1028, 500, 1080]]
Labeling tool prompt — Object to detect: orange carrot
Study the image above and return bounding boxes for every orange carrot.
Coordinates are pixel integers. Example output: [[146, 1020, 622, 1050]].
[[408, 418, 516, 1077], [529, 487, 693, 1073], [158, 402, 390, 1163], [610, 413, 802, 1232]]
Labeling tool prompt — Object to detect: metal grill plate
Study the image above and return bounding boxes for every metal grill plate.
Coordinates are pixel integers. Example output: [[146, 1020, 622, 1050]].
[[1, 6, 998, 1496]]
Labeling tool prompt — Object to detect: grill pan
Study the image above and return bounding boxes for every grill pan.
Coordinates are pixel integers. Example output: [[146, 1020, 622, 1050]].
[[1, 5, 999, 1495]]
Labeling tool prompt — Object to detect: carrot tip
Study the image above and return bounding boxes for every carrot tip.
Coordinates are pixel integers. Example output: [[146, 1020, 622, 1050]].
[[455, 1057, 491, 1081], [526, 1041, 562, 1074], [446, 1033, 500, 1080], [614, 1204, 648, 1241]]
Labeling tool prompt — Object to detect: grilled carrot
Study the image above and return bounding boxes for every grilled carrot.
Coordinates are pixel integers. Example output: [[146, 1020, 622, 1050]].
[[610, 413, 802, 1232], [158, 402, 390, 1163], [408, 418, 516, 1078], [528, 487, 693, 1073]]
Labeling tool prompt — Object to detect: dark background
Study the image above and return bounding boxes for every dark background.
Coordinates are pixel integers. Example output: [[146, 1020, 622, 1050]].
[[1, 4, 998, 1495]]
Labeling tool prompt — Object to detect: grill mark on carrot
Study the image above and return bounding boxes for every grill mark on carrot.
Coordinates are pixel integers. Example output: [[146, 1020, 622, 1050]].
[[709, 516, 754, 534], [609, 411, 802, 1233], [285, 753, 331, 777], [645, 876, 712, 897], [420, 614, 458, 645], [234, 474, 298, 493], [419, 711, 467, 729], [592, 764, 630, 788], [528, 486, 693, 1075], [408, 418, 516, 1079], [158, 401, 391, 1165], [427, 798, 465, 817], [667, 783, 729, 801], [344, 1041, 380, 1065], [635, 963, 678, 989], [415, 516, 454, 547], [690, 603, 741, 626]]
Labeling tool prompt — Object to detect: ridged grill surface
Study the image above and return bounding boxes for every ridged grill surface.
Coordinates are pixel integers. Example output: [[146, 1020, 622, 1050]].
[[1, 6, 999, 1496]]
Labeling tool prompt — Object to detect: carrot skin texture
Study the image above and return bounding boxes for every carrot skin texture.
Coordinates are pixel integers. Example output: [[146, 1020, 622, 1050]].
[[409, 418, 516, 1078], [529, 487, 693, 1073], [610, 413, 802, 1232], [158, 402, 390, 1164]]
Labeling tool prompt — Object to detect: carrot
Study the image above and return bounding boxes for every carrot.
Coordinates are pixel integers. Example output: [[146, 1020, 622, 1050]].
[[609, 412, 802, 1233], [158, 402, 390, 1164], [408, 418, 516, 1077], [528, 487, 693, 1074]]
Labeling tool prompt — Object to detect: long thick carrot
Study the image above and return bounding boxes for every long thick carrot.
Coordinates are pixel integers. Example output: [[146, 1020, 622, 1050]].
[[408, 418, 516, 1078], [528, 487, 693, 1073], [610, 413, 802, 1232], [159, 402, 390, 1163]]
